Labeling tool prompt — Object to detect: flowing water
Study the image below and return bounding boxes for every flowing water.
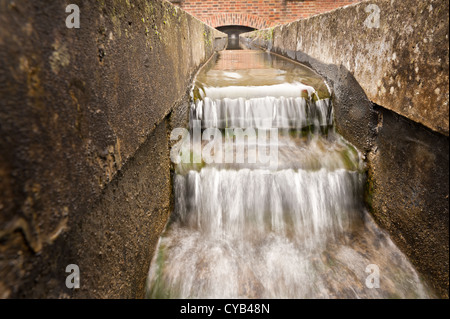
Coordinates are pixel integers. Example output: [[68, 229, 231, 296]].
[[146, 50, 434, 299]]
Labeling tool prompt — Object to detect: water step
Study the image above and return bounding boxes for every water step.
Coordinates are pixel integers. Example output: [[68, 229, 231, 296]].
[[191, 96, 332, 129]]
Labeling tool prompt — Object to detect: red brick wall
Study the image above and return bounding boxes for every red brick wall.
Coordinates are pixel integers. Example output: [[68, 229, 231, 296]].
[[169, 0, 360, 29]]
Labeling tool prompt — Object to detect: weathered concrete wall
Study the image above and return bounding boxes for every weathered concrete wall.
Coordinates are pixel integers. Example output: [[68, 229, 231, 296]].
[[365, 105, 449, 299], [0, 0, 225, 298], [241, 0, 449, 298], [242, 0, 449, 136]]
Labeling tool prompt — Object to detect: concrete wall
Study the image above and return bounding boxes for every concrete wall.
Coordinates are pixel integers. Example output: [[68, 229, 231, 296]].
[[241, 0, 449, 298], [0, 0, 225, 298], [242, 0, 449, 136]]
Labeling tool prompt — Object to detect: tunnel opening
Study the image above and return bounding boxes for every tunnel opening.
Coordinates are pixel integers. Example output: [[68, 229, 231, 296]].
[[216, 25, 256, 50]]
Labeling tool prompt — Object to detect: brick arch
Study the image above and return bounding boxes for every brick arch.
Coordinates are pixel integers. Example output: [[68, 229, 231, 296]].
[[203, 13, 273, 30]]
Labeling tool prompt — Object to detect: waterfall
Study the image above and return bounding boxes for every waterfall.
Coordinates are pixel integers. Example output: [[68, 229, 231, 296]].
[[146, 50, 433, 299]]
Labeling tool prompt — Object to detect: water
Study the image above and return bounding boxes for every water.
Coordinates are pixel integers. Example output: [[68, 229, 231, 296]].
[[146, 50, 434, 299]]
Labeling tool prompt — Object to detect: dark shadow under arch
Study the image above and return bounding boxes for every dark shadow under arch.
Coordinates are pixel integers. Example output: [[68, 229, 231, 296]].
[[216, 25, 256, 50]]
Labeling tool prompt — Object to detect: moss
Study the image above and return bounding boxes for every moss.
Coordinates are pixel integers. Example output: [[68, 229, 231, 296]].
[[147, 243, 174, 299], [174, 150, 206, 175], [341, 148, 358, 171], [192, 85, 206, 101], [285, 127, 311, 139], [154, 30, 162, 41], [337, 139, 364, 172], [267, 27, 274, 41], [300, 89, 330, 103], [255, 27, 274, 41], [203, 30, 212, 46], [301, 90, 309, 99], [313, 89, 331, 101]]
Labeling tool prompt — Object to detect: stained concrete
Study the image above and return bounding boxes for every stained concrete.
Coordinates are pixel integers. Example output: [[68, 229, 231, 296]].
[[242, 0, 449, 136], [0, 0, 225, 298], [241, 0, 449, 298], [366, 106, 449, 299]]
